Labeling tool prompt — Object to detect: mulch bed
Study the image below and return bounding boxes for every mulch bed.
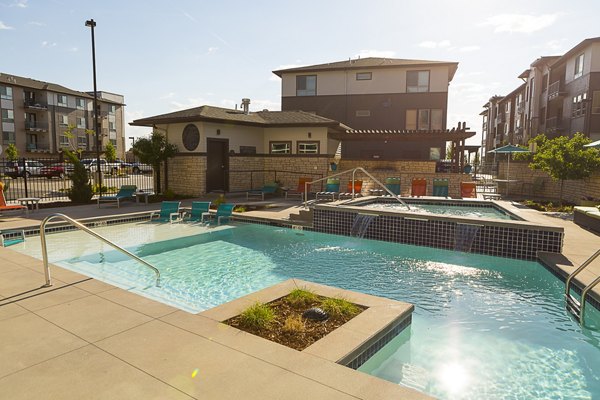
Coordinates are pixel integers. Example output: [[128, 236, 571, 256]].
[[225, 294, 366, 351]]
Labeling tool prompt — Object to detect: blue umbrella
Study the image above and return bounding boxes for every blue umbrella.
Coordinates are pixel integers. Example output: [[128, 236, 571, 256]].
[[584, 139, 600, 149], [488, 144, 530, 195]]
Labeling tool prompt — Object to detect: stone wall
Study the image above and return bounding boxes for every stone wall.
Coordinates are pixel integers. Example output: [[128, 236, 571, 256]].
[[164, 156, 206, 196]]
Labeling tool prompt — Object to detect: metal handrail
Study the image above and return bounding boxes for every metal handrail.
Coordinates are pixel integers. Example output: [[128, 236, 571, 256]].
[[40, 213, 161, 288], [303, 167, 410, 210], [565, 248, 600, 324]]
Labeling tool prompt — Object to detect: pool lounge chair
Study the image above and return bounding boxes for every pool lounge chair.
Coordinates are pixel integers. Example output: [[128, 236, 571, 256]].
[[460, 182, 477, 198], [411, 178, 427, 197], [432, 178, 449, 198], [384, 177, 401, 196], [150, 201, 182, 223], [203, 203, 235, 225], [338, 180, 363, 199], [0, 188, 28, 216], [285, 177, 311, 200], [184, 201, 211, 223], [315, 178, 340, 201], [97, 185, 137, 208], [246, 182, 279, 201]]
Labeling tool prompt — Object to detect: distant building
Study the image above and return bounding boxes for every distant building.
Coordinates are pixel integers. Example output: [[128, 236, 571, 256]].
[[0, 72, 125, 158], [481, 37, 600, 162]]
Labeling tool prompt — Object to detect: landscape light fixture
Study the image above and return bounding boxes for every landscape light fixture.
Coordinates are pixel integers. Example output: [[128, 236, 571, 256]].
[[85, 18, 102, 189]]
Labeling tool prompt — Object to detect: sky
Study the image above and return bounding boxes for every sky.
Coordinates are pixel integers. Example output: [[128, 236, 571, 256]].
[[1, 0, 600, 149]]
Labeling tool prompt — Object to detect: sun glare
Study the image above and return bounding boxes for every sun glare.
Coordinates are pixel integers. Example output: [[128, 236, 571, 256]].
[[437, 362, 470, 395]]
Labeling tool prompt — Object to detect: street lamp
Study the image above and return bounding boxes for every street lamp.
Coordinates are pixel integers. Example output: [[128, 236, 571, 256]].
[[129, 136, 135, 147], [85, 18, 102, 189]]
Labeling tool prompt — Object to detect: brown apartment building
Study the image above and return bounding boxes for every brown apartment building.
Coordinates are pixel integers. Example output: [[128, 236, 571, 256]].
[[273, 57, 461, 161], [0, 73, 126, 159], [481, 37, 600, 162]]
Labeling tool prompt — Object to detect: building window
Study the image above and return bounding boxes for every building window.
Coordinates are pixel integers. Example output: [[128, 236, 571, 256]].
[[296, 75, 316, 96], [418, 109, 430, 130], [406, 108, 442, 130], [2, 131, 16, 144], [356, 72, 372, 80], [270, 141, 291, 154], [355, 110, 371, 117], [59, 135, 70, 147], [1, 109, 14, 123], [59, 115, 69, 126], [110, 139, 117, 146], [109, 104, 116, 114], [297, 141, 319, 154], [77, 117, 86, 128], [429, 147, 441, 161], [431, 109, 443, 130], [77, 136, 87, 148], [407, 70, 429, 92], [109, 121, 116, 131], [572, 93, 588, 117], [76, 98, 85, 109], [574, 53, 584, 78], [57, 94, 68, 107], [0, 85, 13, 100], [239, 146, 256, 155], [592, 91, 600, 114]]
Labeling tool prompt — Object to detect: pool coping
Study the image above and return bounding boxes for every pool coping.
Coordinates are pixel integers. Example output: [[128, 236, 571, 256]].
[[200, 279, 414, 369]]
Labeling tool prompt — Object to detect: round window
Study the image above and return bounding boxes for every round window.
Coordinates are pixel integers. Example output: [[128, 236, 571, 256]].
[[182, 124, 200, 151]]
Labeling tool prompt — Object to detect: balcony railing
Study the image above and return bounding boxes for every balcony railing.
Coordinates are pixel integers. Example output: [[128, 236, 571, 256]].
[[26, 143, 51, 153], [24, 99, 48, 110], [547, 81, 566, 100], [495, 113, 505, 124], [25, 121, 49, 131], [546, 116, 564, 131]]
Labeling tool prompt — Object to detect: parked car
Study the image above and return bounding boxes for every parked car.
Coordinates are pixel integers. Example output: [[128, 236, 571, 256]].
[[130, 162, 153, 174], [40, 163, 75, 179], [80, 158, 121, 174], [5, 160, 45, 178]]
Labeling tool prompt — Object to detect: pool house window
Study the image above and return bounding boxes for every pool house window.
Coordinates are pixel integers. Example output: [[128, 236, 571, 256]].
[[407, 70, 430, 92], [270, 141, 292, 154], [297, 141, 319, 154], [296, 75, 316, 96]]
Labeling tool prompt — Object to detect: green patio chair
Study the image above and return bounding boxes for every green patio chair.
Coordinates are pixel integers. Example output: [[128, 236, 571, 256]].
[[150, 201, 182, 223], [315, 178, 340, 201], [246, 182, 279, 201], [215, 203, 235, 225], [432, 178, 449, 197], [184, 201, 211, 223], [97, 185, 137, 208]]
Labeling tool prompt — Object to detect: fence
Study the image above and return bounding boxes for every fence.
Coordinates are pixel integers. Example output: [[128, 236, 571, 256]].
[[0, 157, 154, 203]]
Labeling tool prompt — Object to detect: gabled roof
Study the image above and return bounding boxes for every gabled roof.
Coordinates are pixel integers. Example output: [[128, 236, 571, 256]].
[[272, 57, 459, 81], [550, 37, 600, 67], [0, 72, 94, 99], [130, 105, 349, 130]]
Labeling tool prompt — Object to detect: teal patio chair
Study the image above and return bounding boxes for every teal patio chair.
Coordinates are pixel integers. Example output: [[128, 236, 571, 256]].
[[247, 182, 279, 201], [149, 201, 182, 223], [214, 203, 235, 225], [315, 178, 340, 201], [97, 185, 137, 208], [384, 177, 401, 196], [184, 201, 211, 223], [432, 178, 449, 197]]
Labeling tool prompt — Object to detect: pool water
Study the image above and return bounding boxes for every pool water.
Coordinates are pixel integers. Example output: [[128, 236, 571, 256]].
[[364, 202, 515, 220], [14, 222, 600, 399]]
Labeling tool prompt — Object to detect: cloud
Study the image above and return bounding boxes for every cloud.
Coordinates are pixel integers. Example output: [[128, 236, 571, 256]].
[[125, 109, 153, 146], [459, 45, 480, 52], [170, 97, 206, 111], [543, 38, 568, 52], [41, 41, 56, 48], [160, 92, 176, 100], [66, 46, 78, 52], [418, 40, 451, 49], [220, 98, 280, 112], [28, 21, 46, 27], [0, 21, 14, 30], [480, 13, 559, 33], [206, 46, 218, 55], [10, 0, 28, 8], [182, 11, 198, 23], [354, 49, 396, 58]]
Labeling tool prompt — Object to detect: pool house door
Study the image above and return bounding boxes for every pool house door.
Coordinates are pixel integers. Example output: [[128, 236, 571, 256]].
[[206, 138, 229, 193]]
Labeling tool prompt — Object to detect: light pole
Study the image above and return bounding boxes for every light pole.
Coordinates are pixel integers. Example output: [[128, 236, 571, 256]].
[[85, 18, 102, 189]]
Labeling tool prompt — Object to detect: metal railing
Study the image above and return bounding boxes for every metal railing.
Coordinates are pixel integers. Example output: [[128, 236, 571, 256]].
[[303, 167, 410, 210], [565, 248, 600, 325], [40, 213, 161, 288]]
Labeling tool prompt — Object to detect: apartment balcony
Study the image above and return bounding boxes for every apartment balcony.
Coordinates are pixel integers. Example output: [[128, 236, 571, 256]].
[[25, 121, 49, 132], [547, 81, 567, 101], [546, 116, 565, 132], [26, 143, 51, 153], [495, 113, 505, 124], [23, 99, 48, 110], [517, 103, 525, 114]]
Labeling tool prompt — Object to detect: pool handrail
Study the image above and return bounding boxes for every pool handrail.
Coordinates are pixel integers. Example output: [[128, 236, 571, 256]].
[[39, 213, 161, 288], [565, 247, 600, 325], [304, 167, 410, 210]]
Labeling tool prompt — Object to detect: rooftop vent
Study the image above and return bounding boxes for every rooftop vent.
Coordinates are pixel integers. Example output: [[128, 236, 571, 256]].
[[241, 98, 250, 115]]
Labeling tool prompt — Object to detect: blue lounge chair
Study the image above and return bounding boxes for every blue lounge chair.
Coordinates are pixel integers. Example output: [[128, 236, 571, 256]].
[[184, 201, 211, 223], [315, 178, 340, 201], [384, 177, 401, 196], [246, 182, 279, 200], [202, 203, 235, 225], [432, 178, 449, 197], [149, 201, 182, 223], [97, 185, 137, 208]]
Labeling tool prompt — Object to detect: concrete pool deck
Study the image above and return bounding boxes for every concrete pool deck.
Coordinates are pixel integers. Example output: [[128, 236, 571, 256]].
[[1, 195, 600, 399]]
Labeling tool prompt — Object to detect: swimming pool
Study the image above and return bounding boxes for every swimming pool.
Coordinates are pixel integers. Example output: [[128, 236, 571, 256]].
[[13, 221, 600, 399]]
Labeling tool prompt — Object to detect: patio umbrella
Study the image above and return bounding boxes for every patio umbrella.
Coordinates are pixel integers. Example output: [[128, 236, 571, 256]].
[[488, 144, 530, 196], [584, 139, 600, 149]]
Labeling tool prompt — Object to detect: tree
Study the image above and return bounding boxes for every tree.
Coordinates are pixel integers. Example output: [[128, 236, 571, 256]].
[[446, 143, 454, 160], [104, 141, 116, 162], [5, 143, 18, 161], [65, 150, 93, 203], [529, 133, 600, 204], [132, 130, 178, 193]]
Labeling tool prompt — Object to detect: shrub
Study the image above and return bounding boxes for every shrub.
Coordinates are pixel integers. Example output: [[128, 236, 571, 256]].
[[213, 194, 226, 208], [163, 189, 176, 199], [283, 315, 305, 333], [65, 151, 93, 203], [239, 303, 275, 330], [286, 288, 318, 308], [320, 297, 359, 318]]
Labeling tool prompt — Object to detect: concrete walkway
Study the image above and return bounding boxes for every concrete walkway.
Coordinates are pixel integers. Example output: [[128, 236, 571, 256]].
[[1, 196, 599, 399]]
